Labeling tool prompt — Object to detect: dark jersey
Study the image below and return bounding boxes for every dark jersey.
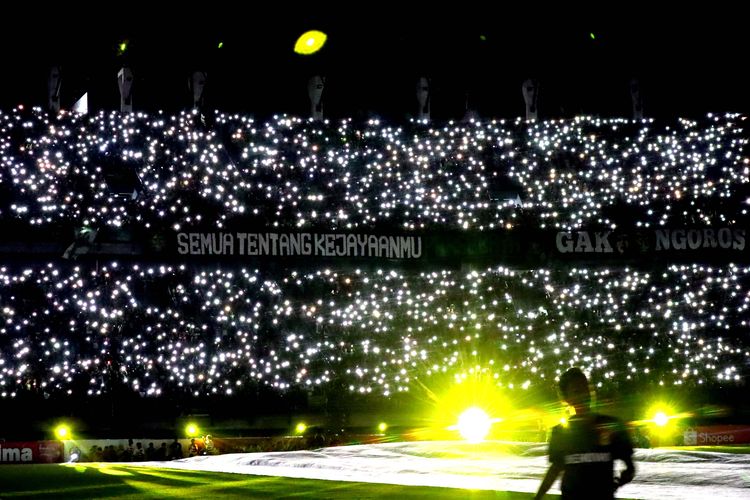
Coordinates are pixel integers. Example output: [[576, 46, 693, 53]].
[[548, 413, 633, 500]]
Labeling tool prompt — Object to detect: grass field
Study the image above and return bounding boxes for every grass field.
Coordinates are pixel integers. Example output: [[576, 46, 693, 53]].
[[0, 463, 550, 499]]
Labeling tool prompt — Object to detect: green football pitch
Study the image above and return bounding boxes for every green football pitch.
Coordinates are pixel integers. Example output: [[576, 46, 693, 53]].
[[0, 463, 549, 499]]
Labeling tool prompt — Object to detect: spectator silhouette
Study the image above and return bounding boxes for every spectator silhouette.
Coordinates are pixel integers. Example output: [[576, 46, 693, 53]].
[[169, 438, 183, 459], [145, 442, 156, 461]]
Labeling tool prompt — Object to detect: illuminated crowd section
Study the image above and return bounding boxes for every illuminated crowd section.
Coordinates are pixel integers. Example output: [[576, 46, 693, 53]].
[[0, 107, 746, 232], [0, 262, 748, 398], [0, 108, 748, 400]]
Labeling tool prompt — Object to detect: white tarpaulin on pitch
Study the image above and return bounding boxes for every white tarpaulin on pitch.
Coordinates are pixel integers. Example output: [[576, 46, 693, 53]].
[[131, 441, 750, 499]]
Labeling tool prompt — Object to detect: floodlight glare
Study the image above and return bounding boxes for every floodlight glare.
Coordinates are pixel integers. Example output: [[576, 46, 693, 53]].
[[457, 407, 491, 443], [653, 411, 669, 427], [294, 31, 327, 55], [55, 424, 71, 440]]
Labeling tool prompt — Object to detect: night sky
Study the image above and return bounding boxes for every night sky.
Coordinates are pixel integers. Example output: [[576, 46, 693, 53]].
[[0, 4, 747, 120]]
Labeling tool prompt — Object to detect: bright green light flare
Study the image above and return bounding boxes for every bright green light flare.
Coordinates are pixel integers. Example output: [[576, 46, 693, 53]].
[[185, 423, 199, 436], [653, 411, 669, 427], [294, 30, 327, 55], [644, 403, 688, 437], [55, 424, 71, 439], [457, 407, 492, 442], [428, 369, 512, 441]]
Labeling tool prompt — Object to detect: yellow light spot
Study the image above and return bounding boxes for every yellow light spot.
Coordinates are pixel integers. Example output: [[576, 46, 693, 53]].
[[653, 411, 669, 427], [457, 407, 491, 443], [294, 30, 327, 55], [55, 424, 71, 440], [295, 422, 307, 433], [62, 463, 87, 473], [97, 467, 133, 476]]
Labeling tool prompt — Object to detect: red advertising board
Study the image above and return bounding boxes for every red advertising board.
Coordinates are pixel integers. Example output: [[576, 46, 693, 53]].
[[683, 426, 750, 446], [0, 440, 63, 464]]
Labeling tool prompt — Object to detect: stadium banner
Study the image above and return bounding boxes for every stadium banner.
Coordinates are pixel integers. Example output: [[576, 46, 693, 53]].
[[683, 426, 750, 446], [0, 440, 63, 464], [171, 227, 746, 258], [0, 226, 747, 265], [164, 227, 749, 265], [176, 232, 424, 259]]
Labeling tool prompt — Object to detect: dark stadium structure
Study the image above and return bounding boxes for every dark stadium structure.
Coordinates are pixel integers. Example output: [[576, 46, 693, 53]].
[[0, 5, 748, 442]]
